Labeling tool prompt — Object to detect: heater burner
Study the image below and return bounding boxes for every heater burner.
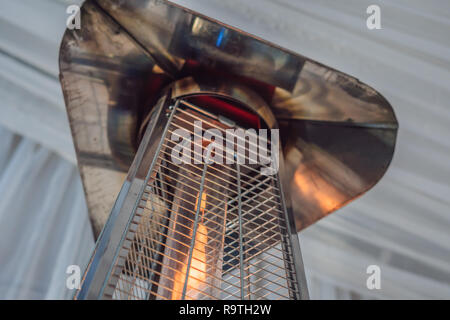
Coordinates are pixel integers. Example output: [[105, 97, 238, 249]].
[[76, 96, 308, 300]]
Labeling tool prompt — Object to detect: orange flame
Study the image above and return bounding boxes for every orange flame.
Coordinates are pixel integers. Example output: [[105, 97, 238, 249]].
[[172, 192, 208, 299]]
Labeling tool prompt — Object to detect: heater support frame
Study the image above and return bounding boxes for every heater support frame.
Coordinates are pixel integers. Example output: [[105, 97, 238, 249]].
[[76, 90, 310, 300], [75, 95, 177, 299]]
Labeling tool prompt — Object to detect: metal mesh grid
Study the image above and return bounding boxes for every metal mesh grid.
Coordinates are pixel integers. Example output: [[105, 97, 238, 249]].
[[102, 100, 301, 300]]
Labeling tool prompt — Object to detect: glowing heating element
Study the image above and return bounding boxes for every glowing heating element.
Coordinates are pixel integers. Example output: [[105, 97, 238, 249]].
[[170, 191, 222, 300], [76, 98, 307, 300]]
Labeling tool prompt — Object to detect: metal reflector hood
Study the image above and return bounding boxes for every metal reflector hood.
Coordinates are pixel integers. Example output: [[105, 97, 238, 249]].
[[59, 0, 398, 237]]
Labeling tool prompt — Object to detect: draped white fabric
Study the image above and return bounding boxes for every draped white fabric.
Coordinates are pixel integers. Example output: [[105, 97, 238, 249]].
[[0, 127, 94, 299], [0, 0, 449, 299]]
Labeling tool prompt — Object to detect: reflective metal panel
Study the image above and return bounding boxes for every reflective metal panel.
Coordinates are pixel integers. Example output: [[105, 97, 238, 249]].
[[60, 0, 398, 237]]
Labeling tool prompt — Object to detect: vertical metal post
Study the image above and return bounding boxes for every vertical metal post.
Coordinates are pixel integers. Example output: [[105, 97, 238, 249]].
[[181, 160, 209, 299], [236, 162, 245, 300], [98, 100, 179, 298], [275, 153, 309, 299]]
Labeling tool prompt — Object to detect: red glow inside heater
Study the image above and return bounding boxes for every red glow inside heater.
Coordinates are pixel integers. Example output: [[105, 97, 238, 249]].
[[186, 95, 261, 129]]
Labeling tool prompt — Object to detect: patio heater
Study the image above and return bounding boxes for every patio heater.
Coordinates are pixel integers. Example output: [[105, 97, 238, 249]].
[[59, 0, 398, 300]]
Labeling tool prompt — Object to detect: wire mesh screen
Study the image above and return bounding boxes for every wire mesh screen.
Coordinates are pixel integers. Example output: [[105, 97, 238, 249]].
[[101, 100, 302, 300]]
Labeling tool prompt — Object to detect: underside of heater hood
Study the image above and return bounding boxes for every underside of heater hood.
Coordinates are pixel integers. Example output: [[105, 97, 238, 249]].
[[59, 0, 398, 238]]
